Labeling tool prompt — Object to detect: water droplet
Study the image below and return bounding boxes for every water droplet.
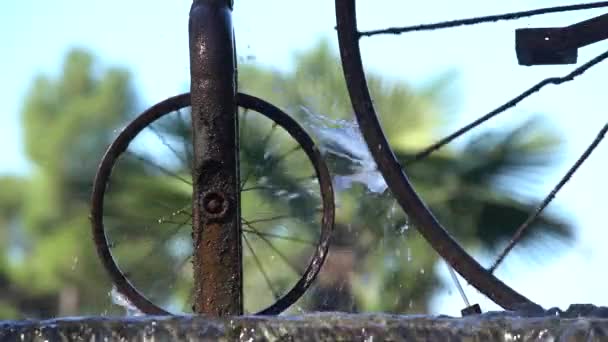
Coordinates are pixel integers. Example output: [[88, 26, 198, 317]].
[[286, 192, 300, 200], [274, 189, 288, 197], [362, 328, 374, 342], [504, 332, 522, 341], [109, 285, 143, 316], [71, 257, 79, 271], [388, 201, 398, 219], [299, 107, 387, 193]]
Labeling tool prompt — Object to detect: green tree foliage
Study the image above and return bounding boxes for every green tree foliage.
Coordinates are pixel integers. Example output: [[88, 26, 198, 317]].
[[238, 40, 572, 313], [0, 50, 136, 318], [0, 40, 572, 318]]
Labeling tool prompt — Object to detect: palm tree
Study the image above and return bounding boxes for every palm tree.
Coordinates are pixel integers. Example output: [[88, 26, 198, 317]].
[[237, 39, 572, 313], [0, 41, 572, 318]]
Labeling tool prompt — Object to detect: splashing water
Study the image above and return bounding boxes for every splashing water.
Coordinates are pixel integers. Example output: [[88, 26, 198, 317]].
[[300, 107, 387, 194], [110, 286, 144, 316]]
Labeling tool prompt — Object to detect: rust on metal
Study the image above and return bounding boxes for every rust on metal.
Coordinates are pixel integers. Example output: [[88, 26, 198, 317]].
[[202, 191, 230, 219], [189, 0, 242, 316], [91, 92, 335, 315]]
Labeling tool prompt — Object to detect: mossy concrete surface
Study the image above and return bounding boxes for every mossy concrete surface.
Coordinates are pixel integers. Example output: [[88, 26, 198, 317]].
[[1, 308, 608, 341]]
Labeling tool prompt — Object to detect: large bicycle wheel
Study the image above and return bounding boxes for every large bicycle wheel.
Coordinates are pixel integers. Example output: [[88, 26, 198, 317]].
[[336, 0, 608, 312], [90, 93, 334, 315], [335, 0, 534, 310]]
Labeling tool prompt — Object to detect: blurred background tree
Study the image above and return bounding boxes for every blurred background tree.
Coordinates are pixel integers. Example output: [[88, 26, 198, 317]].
[[0, 40, 573, 319], [238, 40, 572, 313], [0, 50, 134, 318]]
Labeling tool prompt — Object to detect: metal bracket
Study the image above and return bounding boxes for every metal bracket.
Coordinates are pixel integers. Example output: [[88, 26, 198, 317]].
[[461, 304, 482, 317], [516, 13, 608, 65]]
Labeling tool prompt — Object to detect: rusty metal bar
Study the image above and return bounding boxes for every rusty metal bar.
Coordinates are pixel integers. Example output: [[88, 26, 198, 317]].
[[567, 13, 608, 48], [189, 0, 242, 316], [359, 2, 608, 37], [516, 13, 608, 65]]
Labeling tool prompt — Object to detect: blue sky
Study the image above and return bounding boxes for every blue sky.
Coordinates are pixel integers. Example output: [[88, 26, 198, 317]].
[[1, 1, 607, 316]]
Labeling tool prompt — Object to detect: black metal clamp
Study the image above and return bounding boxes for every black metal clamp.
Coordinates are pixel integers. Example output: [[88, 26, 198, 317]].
[[516, 13, 608, 65]]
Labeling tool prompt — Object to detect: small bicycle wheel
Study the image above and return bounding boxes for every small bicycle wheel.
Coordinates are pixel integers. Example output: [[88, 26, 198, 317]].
[[90, 93, 334, 315], [335, 0, 533, 310]]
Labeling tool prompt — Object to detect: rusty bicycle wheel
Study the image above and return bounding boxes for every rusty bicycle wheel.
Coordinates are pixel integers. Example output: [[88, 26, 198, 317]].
[[90, 93, 334, 315], [335, 0, 535, 311], [335, 0, 608, 312]]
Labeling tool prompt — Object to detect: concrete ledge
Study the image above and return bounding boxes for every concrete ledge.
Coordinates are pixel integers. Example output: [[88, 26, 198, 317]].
[[2, 311, 608, 341]]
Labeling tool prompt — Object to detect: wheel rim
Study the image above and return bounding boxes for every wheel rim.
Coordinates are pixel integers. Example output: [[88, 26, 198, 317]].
[[90, 93, 334, 315]]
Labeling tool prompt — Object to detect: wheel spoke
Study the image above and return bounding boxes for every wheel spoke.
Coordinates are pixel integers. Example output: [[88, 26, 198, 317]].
[[244, 215, 291, 225], [447, 264, 470, 308], [243, 234, 280, 301], [240, 145, 302, 192], [239, 108, 250, 141], [241, 228, 316, 246], [123, 216, 191, 274], [243, 219, 305, 275], [489, 121, 608, 272], [241, 185, 276, 192], [126, 150, 192, 186], [152, 202, 192, 219], [242, 173, 315, 193], [155, 204, 192, 224], [148, 123, 189, 167], [103, 204, 189, 233], [406, 49, 608, 165], [176, 108, 193, 170], [273, 145, 302, 165], [93, 93, 333, 315], [291, 174, 317, 183], [359, 2, 608, 37], [240, 122, 279, 190]]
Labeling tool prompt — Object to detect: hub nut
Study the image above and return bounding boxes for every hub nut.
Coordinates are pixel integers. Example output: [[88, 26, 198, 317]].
[[201, 191, 229, 219]]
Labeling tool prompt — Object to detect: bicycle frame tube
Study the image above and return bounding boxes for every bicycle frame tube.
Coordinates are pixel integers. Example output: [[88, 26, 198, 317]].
[[189, 0, 242, 316]]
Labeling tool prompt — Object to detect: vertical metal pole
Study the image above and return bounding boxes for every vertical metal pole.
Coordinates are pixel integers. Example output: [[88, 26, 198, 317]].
[[189, 0, 242, 316]]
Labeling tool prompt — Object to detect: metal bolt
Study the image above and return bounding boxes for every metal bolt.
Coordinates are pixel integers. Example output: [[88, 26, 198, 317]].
[[202, 191, 229, 219]]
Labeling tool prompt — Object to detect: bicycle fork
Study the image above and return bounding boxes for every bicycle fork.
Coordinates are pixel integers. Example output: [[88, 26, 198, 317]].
[[189, 0, 242, 316]]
